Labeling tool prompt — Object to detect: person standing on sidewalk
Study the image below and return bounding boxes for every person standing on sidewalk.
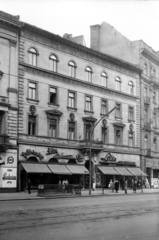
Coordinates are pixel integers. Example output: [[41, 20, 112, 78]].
[[27, 178, 31, 194], [114, 179, 119, 193], [124, 180, 128, 194]]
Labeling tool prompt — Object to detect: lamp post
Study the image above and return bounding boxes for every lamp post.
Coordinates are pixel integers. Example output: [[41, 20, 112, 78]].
[[89, 106, 116, 195]]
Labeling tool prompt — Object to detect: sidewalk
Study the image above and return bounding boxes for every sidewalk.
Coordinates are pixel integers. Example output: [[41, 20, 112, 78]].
[[0, 188, 159, 201]]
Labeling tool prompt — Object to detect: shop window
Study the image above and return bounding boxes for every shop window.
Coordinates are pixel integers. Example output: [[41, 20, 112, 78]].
[[28, 115, 36, 136], [85, 66, 92, 82], [29, 47, 37, 66], [49, 87, 57, 105], [68, 61, 76, 78], [101, 72, 107, 87], [49, 54, 58, 72], [101, 100, 107, 115], [29, 82, 37, 100]]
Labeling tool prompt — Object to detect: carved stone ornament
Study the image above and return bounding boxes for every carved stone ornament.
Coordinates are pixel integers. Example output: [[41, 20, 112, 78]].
[[70, 113, 75, 122], [10, 39, 17, 47], [101, 152, 116, 162], [102, 119, 107, 127], [30, 105, 36, 115], [21, 149, 44, 161], [129, 124, 134, 133]]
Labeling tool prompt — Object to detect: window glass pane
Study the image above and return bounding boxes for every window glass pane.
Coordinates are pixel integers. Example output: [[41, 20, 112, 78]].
[[86, 97, 91, 111], [49, 119, 57, 137], [50, 88, 56, 104], [68, 122, 75, 140], [101, 100, 107, 114], [28, 116, 36, 135]]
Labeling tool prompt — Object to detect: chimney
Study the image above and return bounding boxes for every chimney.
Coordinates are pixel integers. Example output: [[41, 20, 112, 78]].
[[90, 24, 100, 51]]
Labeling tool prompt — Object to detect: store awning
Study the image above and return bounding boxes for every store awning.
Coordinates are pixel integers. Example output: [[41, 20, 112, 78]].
[[66, 165, 89, 174], [21, 163, 51, 173], [47, 164, 72, 175], [126, 167, 147, 177], [97, 166, 120, 175], [114, 167, 133, 176]]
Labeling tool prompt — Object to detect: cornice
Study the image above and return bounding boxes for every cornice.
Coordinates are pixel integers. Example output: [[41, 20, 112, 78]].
[[22, 23, 141, 75], [0, 11, 23, 28], [20, 62, 140, 102], [142, 49, 159, 67]]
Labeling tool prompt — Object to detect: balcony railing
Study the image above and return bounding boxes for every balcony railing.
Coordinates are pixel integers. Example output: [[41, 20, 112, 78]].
[[144, 97, 150, 105], [0, 134, 10, 152]]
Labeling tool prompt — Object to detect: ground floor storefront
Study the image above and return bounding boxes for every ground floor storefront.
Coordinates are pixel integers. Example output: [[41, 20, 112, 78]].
[[146, 158, 159, 188]]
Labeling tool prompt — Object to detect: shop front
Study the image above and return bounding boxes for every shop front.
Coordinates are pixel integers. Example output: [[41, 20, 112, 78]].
[[146, 158, 159, 187]]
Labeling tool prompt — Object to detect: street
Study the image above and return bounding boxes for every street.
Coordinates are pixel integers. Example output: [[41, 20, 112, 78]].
[[0, 194, 159, 240]]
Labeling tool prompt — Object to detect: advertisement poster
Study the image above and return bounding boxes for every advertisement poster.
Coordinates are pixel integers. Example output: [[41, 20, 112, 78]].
[[1, 168, 17, 188]]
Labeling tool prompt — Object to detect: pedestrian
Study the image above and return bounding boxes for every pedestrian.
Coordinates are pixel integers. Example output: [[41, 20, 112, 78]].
[[124, 180, 128, 194], [27, 178, 31, 194], [114, 179, 119, 193], [92, 180, 96, 191], [133, 180, 137, 193]]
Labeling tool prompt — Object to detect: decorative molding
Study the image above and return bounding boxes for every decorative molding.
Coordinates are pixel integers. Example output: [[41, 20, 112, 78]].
[[82, 116, 97, 122], [10, 39, 17, 47], [7, 87, 18, 93], [45, 109, 63, 116], [21, 149, 44, 161]]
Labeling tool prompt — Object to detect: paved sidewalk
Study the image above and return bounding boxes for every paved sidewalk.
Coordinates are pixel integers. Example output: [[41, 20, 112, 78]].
[[0, 188, 159, 201]]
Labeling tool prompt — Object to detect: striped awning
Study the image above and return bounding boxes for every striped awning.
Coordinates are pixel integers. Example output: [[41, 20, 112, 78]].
[[127, 167, 147, 177], [21, 163, 51, 173], [114, 167, 133, 176], [97, 166, 120, 175], [47, 164, 72, 175], [66, 165, 89, 174]]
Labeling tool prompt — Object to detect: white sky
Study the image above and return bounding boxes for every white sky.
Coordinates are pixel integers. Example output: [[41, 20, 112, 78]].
[[1, 0, 159, 51]]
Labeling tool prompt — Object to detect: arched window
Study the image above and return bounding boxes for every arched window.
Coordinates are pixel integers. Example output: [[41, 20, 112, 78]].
[[128, 81, 134, 95], [152, 68, 156, 77], [144, 135, 148, 149], [153, 112, 157, 128], [153, 137, 157, 151], [101, 72, 107, 87], [68, 61, 76, 78], [49, 54, 58, 72], [85, 66, 93, 82], [29, 48, 37, 66], [115, 77, 121, 91]]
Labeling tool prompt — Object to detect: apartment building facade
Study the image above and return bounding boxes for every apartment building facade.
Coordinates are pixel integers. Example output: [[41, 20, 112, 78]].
[[0, 11, 22, 192], [90, 22, 159, 184]]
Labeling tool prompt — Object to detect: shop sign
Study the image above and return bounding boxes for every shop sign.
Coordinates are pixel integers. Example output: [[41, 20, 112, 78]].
[[46, 148, 58, 155], [2, 168, 17, 188], [21, 149, 44, 161], [7, 156, 14, 164], [101, 152, 116, 162]]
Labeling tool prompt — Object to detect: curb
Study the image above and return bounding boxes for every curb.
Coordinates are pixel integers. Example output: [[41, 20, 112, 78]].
[[0, 191, 158, 202]]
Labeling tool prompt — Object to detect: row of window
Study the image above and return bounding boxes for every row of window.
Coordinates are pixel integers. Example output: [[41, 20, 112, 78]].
[[144, 87, 159, 105], [28, 114, 135, 146], [28, 48, 135, 94], [143, 62, 159, 78], [144, 135, 158, 152], [28, 82, 135, 119]]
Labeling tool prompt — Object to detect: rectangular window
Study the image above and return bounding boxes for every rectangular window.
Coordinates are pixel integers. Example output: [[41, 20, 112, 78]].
[[49, 118, 57, 138], [85, 96, 92, 112], [50, 87, 57, 104], [102, 127, 107, 144], [101, 100, 107, 115], [68, 122, 75, 140], [144, 108, 148, 123], [128, 106, 134, 121], [85, 123, 92, 140], [28, 115, 36, 136], [116, 103, 121, 118], [115, 128, 122, 145], [68, 92, 75, 108], [128, 132, 134, 147], [0, 112, 4, 134], [153, 113, 157, 128], [29, 82, 36, 100]]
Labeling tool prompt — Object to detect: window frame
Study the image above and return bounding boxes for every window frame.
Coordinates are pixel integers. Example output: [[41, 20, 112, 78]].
[[101, 72, 107, 87], [128, 131, 135, 147], [28, 115, 37, 136], [68, 91, 76, 109], [101, 99, 108, 115], [153, 137, 157, 152], [114, 127, 123, 146], [115, 102, 122, 119], [85, 95, 93, 113], [28, 81, 38, 101], [128, 105, 134, 122], [28, 47, 38, 66], [128, 81, 134, 95], [68, 61, 76, 78], [101, 126, 108, 144], [49, 86, 58, 105], [115, 76, 121, 91], [49, 54, 58, 72], [68, 120, 76, 140], [85, 66, 93, 83]]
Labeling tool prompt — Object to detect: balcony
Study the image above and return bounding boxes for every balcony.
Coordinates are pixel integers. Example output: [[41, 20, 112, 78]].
[[78, 139, 103, 152], [150, 76, 159, 85], [144, 97, 150, 105], [0, 96, 10, 108], [144, 121, 151, 130], [0, 134, 10, 152]]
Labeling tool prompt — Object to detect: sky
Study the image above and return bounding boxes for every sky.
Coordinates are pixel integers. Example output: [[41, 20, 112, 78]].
[[1, 0, 159, 51]]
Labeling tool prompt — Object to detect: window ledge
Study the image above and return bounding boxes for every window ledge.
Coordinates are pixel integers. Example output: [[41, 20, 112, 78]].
[[84, 110, 94, 114], [100, 113, 108, 117], [48, 103, 59, 107], [128, 119, 135, 123], [26, 98, 39, 104], [67, 106, 77, 112], [115, 117, 122, 121]]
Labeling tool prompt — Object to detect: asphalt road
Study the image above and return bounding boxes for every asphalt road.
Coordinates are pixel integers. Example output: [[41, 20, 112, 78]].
[[0, 194, 159, 240]]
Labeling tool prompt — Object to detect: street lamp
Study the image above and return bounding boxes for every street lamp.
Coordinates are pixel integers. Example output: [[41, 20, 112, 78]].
[[89, 106, 116, 195]]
